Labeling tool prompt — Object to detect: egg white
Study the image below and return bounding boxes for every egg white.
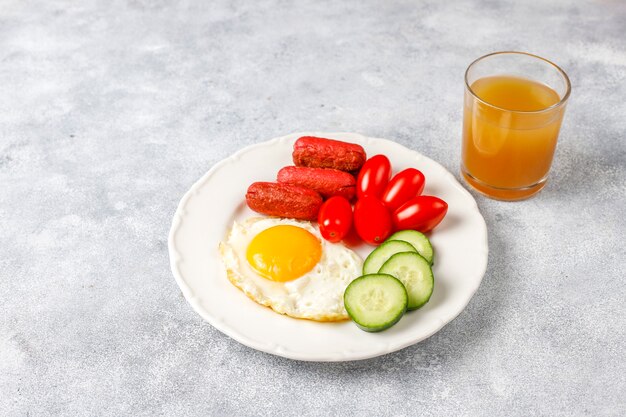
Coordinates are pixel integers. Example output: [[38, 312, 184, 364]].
[[219, 217, 362, 321]]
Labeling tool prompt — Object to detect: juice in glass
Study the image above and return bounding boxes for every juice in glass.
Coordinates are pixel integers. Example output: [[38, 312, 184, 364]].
[[461, 52, 571, 200]]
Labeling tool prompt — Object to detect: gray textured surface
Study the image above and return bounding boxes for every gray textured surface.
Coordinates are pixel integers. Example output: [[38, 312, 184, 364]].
[[1, 0, 625, 415]]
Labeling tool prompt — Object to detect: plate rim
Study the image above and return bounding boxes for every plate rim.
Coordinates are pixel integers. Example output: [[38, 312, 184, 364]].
[[168, 131, 488, 361]]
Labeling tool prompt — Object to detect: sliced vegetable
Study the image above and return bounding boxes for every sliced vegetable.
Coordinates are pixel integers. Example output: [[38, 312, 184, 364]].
[[386, 230, 434, 265], [356, 155, 391, 199], [318, 196, 353, 243], [344, 274, 408, 332], [381, 168, 425, 211], [362, 240, 416, 275], [392, 195, 448, 233], [379, 252, 434, 310], [353, 196, 392, 245]]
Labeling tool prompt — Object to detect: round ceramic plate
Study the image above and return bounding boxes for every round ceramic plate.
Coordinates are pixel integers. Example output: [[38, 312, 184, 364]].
[[169, 132, 488, 361]]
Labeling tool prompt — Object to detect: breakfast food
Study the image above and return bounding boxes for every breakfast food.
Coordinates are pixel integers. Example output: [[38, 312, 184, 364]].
[[234, 135, 448, 332], [392, 195, 448, 233], [386, 230, 434, 264], [345, 230, 436, 331], [246, 182, 323, 220], [379, 252, 434, 310], [353, 195, 392, 245], [353, 155, 446, 241], [363, 240, 417, 275], [381, 168, 426, 211], [293, 136, 367, 171], [343, 274, 408, 332], [219, 217, 362, 321], [317, 196, 353, 243], [277, 166, 356, 200], [356, 154, 391, 199]]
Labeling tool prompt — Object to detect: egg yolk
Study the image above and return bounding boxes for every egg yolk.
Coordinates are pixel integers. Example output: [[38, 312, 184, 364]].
[[246, 225, 322, 282]]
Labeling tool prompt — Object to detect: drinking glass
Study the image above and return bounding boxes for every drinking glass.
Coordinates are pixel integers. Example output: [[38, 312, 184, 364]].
[[461, 52, 571, 200]]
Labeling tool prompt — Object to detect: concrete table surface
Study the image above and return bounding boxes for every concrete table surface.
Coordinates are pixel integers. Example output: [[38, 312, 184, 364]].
[[1, 0, 625, 416]]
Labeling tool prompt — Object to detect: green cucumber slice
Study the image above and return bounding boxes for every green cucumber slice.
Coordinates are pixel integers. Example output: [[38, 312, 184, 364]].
[[387, 230, 434, 264], [379, 252, 434, 310], [362, 240, 417, 275], [344, 274, 408, 332]]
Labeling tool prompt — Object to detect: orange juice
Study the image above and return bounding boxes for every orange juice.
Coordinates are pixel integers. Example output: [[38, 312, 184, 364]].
[[461, 75, 567, 200]]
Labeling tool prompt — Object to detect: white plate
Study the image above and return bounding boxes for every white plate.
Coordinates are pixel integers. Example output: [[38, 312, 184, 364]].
[[169, 132, 488, 361]]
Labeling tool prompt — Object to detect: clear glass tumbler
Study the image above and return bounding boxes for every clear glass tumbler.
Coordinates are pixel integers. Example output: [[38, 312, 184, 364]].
[[461, 52, 571, 200]]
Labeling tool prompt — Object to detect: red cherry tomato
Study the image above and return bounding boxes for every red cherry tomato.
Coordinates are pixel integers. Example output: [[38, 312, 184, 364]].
[[356, 155, 391, 199], [353, 196, 392, 245], [392, 196, 448, 233], [381, 168, 426, 211], [317, 196, 353, 243]]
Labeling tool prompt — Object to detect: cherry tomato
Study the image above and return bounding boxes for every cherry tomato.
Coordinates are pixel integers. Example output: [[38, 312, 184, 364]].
[[356, 155, 391, 199], [381, 168, 426, 211], [317, 196, 353, 243], [353, 196, 392, 245], [392, 196, 448, 233]]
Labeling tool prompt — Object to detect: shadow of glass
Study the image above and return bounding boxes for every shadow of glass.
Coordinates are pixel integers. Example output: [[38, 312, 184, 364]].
[[542, 141, 622, 202]]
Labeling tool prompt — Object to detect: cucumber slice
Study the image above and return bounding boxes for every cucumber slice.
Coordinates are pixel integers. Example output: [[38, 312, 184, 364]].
[[387, 230, 434, 264], [379, 252, 434, 310], [344, 274, 408, 332], [362, 240, 417, 275]]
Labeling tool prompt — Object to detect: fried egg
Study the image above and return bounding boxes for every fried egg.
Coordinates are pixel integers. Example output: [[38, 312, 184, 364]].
[[219, 217, 362, 321]]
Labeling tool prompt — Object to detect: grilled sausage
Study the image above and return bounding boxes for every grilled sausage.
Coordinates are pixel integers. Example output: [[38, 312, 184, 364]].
[[292, 136, 366, 172], [245, 182, 323, 220], [277, 166, 356, 200]]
